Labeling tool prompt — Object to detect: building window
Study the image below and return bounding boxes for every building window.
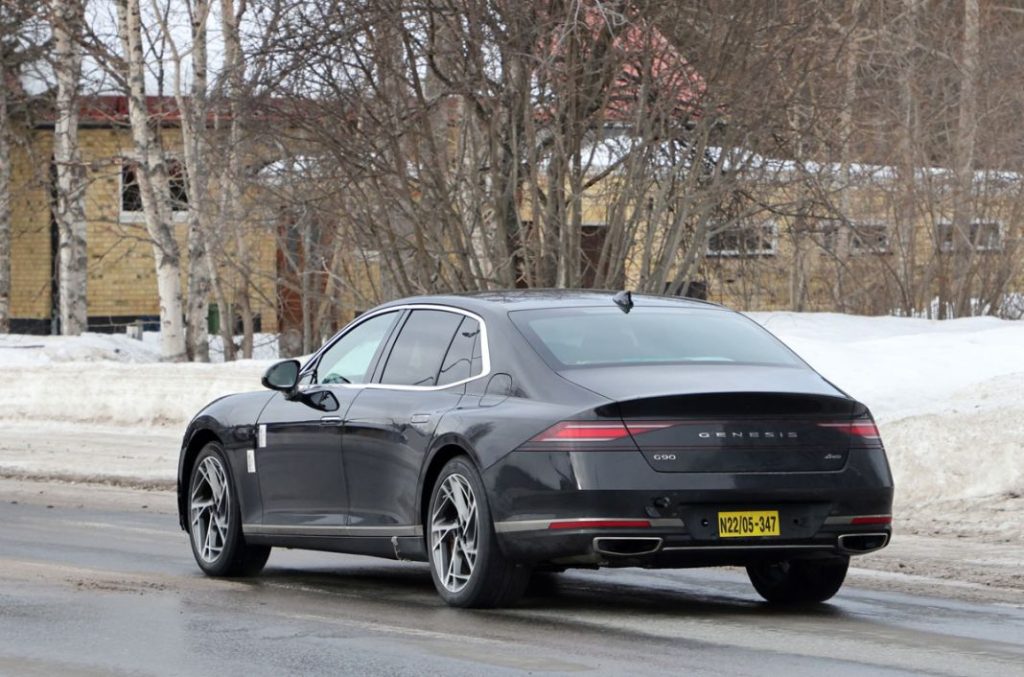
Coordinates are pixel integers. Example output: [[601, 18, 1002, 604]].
[[937, 221, 1001, 252], [849, 223, 890, 255], [707, 222, 777, 257], [817, 221, 890, 255], [817, 221, 841, 253], [121, 159, 189, 219]]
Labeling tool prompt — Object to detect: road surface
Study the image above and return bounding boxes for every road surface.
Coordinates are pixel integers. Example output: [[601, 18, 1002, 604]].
[[0, 480, 1021, 676]]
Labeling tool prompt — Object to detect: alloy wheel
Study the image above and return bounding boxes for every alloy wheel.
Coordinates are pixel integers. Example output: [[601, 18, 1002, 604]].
[[190, 456, 231, 563], [430, 473, 479, 593]]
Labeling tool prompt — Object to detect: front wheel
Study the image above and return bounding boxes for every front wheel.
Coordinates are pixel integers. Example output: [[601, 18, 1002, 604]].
[[187, 443, 270, 577], [746, 556, 849, 604], [427, 457, 530, 608]]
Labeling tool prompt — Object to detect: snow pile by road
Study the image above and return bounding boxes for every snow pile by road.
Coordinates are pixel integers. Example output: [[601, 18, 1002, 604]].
[[0, 332, 275, 428], [750, 313, 1024, 508], [0, 331, 280, 365], [1, 315, 1023, 510], [0, 332, 161, 365]]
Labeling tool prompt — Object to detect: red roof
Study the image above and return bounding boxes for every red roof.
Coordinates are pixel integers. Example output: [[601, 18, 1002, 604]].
[[538, 5, 705, 124], [78, 95, 185, 122], [32, 95, 309, 127]]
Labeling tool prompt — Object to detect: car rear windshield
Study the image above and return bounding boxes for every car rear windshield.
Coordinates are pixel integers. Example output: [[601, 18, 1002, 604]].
[[509, 307, 802, 369]]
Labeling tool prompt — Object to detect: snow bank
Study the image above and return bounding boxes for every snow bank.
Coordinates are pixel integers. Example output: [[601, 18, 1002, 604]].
[[0, 332, 276, 429], [0, 360, 270, 429], [1, 316, 1023, 507], [750, 313, 1024, 505]]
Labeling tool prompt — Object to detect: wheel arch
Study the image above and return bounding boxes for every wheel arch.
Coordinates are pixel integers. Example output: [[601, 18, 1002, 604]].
[[419, 437, 479, 535], [177, 428, 223, 530]]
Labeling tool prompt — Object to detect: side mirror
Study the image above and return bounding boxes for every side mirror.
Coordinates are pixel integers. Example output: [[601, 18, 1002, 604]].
[[262, 359, 301, 393]]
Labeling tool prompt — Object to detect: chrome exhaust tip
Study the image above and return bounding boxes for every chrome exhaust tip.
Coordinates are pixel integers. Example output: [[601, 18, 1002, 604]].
[[838, 532, 890, 554], [593, 537, 664, 557]]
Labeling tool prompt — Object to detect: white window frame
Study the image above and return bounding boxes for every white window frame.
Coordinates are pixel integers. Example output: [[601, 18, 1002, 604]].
[[118, 156, 190, 224], [849, 223, 891, 255], [937, 221, 1003, 253]]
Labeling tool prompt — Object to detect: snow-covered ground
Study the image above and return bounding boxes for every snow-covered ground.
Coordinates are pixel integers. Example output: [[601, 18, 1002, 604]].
[[1, 316, 1022, 531]]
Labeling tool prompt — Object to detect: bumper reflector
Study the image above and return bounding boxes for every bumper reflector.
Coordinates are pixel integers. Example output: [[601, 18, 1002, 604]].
[[850, 515, 893, 525], [548, 519, 652, 530]]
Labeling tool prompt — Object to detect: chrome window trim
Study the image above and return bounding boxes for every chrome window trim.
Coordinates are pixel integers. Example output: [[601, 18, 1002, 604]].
[[307, 303, 491, 393]]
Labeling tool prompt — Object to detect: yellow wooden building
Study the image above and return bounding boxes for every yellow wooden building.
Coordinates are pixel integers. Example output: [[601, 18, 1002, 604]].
[[6, 97, 278, 334], [6, 99, 1021, 336]]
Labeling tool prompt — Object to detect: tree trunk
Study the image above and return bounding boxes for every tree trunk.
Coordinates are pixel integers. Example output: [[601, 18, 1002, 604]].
[[181, 0, 212, 361], [52, 0, 88, 336], [116, 0, 186, 361], [950, 0, 979, 318], [0, 54, 10, 333], [220, 0, 253, 358], [835, 1, 860, 313]]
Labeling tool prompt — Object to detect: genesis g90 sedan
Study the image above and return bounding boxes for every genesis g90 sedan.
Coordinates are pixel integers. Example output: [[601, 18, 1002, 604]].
[[178, 291, 893, 607]]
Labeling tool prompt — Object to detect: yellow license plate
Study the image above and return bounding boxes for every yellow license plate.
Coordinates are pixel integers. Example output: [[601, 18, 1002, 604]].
[[718, 510, 780, 538]]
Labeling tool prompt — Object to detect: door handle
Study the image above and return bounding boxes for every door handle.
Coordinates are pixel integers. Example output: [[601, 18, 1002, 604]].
[[320, 416, 342, 426]]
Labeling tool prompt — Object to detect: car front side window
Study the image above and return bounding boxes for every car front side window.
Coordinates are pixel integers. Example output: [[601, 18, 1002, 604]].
[[316, 311, 399, 385]]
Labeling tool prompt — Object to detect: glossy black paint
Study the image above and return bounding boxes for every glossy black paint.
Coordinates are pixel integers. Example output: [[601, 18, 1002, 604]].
[[178, 290, 894, 570]]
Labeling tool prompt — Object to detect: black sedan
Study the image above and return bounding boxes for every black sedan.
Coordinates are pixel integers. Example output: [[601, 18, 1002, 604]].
[[178, 291, 893, 607]]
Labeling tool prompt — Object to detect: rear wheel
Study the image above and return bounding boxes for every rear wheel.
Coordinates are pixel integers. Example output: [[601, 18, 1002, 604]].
[[187, 443, 270, 577], [427, 457, 530, 608], [746, 556, 849, 604]]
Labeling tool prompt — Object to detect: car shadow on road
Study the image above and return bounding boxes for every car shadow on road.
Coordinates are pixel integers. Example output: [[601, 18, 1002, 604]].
[[247, 560, 850, 622]]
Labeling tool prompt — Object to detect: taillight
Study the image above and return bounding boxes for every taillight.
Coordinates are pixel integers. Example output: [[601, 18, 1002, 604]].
[[818, 421, 881, 440], [530, 421, 671, 443]]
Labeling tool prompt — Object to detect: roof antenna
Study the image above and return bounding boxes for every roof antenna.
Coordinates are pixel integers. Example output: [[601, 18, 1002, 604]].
[[612, 290, 633, 314]]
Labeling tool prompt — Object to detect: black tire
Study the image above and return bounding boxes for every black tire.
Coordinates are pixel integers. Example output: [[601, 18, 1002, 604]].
[[187, 443, 271, 577], [746, 556, 849, 604], [426, 456, 530, 608]]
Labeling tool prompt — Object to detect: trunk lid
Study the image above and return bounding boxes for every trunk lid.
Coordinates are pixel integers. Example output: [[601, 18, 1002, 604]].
[[558, 365, 865, 473]]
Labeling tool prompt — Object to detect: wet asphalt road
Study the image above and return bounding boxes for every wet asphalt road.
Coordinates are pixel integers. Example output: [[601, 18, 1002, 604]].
[[0, 487, 1022, 677]]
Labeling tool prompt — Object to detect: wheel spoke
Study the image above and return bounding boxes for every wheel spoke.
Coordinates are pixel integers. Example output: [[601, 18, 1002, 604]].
[[430, 472, 480, 594], [190, 456, 231, 564]]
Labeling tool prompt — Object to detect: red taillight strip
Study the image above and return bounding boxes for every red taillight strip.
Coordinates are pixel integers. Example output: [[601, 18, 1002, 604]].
[[818, 422, 881, 439], [548, 519, 652, 530], [850, 515, 893, 525], [531, 421, 672, 443]]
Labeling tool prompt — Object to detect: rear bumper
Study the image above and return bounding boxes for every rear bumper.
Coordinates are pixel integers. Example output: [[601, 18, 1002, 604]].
[[495, 520, 890, 567], [483, 448, 894, 567]]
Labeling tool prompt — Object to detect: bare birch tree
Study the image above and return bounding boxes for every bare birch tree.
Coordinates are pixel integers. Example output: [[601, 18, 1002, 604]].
[[150, 0, 214, 360], [115, 0, 186, 360], [51, 0, 88, 335], [947, 0, 980, 318], [218, 0, 254, 359], [182, 0, 212, 361]]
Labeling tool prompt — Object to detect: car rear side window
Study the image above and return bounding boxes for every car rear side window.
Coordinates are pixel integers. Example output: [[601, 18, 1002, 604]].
[[436, 317, 482, 386], [380, 310, 464, 387], [509, 307, 801, 369]]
